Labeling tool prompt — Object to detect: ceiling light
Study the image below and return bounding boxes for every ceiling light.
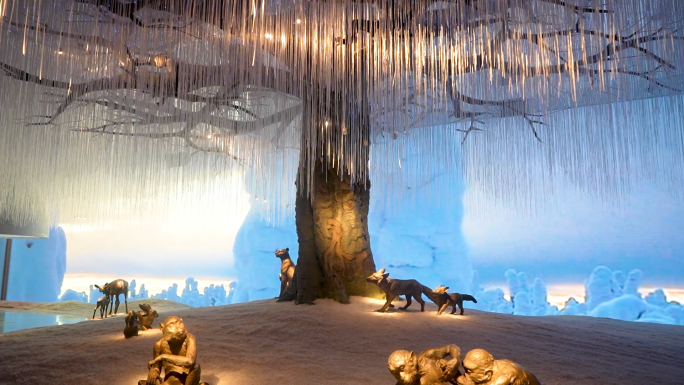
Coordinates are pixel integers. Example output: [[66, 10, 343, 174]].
[[154, 55, 165, 67]]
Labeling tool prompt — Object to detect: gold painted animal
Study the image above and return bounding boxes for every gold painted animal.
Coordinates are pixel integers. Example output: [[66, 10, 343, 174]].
[[457, 348, 541, 385], [275, 248, 298, 302], [137, 303, 159, 330], [94, 279, 129, 315], [365, 269, 431, 312], [388, 345, 462, 385], [124, 310, 141, 338], [432, 285, 478, 315], [138, 316, 210, 385], [92, 295, 110, 319]]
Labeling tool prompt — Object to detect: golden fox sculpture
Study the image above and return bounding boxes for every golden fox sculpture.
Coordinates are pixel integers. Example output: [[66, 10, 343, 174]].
[[365, 269, 433, 312], [430, 285, 478, 315]]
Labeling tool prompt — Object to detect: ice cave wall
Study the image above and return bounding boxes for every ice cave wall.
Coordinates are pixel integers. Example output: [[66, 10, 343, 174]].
[[231, 149, 301, 303], [369, 128, 471, 293], [232, 204, 299, 303], [6, 227, 67, 302]]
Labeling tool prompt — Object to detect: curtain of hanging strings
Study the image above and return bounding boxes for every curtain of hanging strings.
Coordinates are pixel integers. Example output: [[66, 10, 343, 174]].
[[0, 0, 683, 225]]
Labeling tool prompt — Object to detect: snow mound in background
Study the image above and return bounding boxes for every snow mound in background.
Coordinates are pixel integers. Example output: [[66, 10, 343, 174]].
[[469, 266, 683, 326]]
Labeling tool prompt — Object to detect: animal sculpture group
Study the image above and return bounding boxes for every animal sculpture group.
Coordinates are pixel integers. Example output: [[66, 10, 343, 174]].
[[124, 304, 160, 338], [388, 345, 541, 385], [94, 279, 129, 316], [365, 269, 478, 315], [361, 268, 540, 384], [89, 279, 160, 337], [82, 251, 534, 385], [88, 278, 209, 384], [271, 247, 477, 315]]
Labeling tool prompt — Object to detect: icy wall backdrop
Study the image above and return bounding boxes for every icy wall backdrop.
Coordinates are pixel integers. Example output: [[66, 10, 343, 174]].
[[59, 277, 236, 307], [7, 227, 66, 302]]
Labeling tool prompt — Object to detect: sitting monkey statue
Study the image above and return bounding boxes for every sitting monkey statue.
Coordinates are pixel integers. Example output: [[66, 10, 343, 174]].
[[138, 316, 209, 385], [388, 345, 462, 385], [456, 349, 541, 385], [275, 248, 297, 302]]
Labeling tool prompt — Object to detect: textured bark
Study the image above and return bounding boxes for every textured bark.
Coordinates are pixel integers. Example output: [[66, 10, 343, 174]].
[[295, 160, 383, 304], [294, 175, 324, 304]]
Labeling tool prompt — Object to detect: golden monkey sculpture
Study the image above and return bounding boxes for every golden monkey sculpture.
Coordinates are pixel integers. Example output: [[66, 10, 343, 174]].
[[388, 345, 462, 385], [138, 316, 209, 385], [457, 349, 541, 385]]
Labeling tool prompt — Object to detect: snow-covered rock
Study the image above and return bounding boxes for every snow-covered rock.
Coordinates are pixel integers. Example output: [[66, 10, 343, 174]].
[[585, 266, 616, 311], [588, 295, 647, 322], [561, 298, 586, 316], [58, 289, 87, 303], [513, 291, 533, 316], [623, 269, 644, 297]]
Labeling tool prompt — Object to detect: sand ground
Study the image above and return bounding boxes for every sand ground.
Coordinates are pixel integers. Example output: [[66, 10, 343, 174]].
[[0, 297, 683, 384]]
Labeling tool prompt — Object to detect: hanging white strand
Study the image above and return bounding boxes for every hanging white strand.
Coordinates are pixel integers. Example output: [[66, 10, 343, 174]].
[[0, 0, 682, 228]]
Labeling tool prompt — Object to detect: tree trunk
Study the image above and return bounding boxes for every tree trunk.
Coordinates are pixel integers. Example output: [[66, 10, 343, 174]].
[[292, 9, 381, 303], [295, 159, 382, 304]]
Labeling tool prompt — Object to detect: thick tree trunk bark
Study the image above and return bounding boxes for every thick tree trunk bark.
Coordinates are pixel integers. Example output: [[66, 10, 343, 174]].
[[295, 159, 382, 304]]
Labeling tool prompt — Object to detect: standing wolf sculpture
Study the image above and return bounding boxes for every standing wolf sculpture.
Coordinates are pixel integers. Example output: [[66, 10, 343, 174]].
[[275, 248, 298, 302], [365, 269, 431, 312], [429, 285, 478, 315]]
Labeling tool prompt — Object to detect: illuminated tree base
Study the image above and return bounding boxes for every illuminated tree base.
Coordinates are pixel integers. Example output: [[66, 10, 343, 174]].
[[295, 160, 383, 304]]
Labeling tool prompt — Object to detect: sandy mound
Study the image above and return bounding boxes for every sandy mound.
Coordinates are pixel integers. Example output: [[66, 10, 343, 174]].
[[0, 297, 682, 384]]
